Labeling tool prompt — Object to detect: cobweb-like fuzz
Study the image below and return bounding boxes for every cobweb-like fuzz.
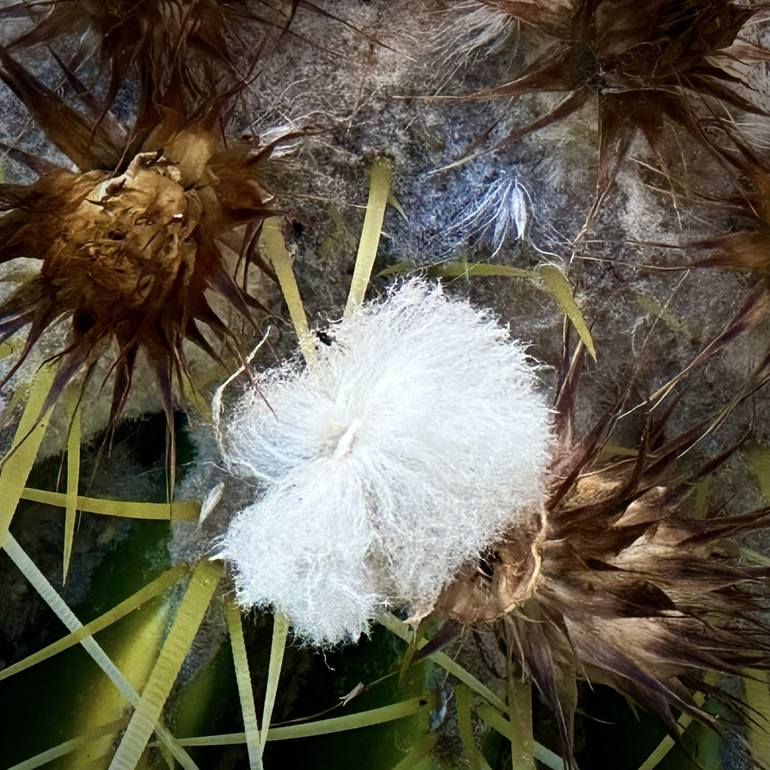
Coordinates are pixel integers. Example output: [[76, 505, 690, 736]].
[[432, 0, 516, 76], [219, 281, 552, 645]]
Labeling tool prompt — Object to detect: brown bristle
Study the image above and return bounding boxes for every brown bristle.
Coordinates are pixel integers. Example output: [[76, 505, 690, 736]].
[[467, 0, 770, 210], [687, 168, 770, 274], [3, 0, 302, 104]]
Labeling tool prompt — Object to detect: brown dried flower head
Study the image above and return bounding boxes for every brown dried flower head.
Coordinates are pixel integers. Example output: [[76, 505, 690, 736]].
[[467, 0, 770, 207], [436, 327, 770, 767], [0, 47, 281, 437]]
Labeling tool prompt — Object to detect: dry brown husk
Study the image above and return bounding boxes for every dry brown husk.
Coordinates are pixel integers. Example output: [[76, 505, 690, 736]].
[[436, 323, 770, 768], [0, 45, 285, 441]]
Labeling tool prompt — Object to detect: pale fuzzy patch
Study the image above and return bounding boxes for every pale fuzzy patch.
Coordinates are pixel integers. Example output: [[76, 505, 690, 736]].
[[219, 281, 552, 646]]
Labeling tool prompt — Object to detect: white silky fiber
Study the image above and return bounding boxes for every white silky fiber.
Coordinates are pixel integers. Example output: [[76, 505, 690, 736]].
[[219, 280, 552, 645]]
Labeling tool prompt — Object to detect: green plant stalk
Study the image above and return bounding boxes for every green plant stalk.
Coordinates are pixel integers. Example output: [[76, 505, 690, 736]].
[[259, 613, 289, 754], [153, 697, 428, 747], [389, 732, 438, 770], [7, 718, 129, 770], [456, 684, 492, 770], [378, 612, 509, 713], [344, 158, 393, 316], [476, 704, 564, 770], [261, 218, 315, 363], [62, 388, 81, 582], [3, 533, 199, 769], [225, 601, 263, 770], [0, 564, 187, 681], [0, 362, 57, 547], [20, 487, 200, 520], [507, 677, 535, 770], [108, 560, 223, 770]]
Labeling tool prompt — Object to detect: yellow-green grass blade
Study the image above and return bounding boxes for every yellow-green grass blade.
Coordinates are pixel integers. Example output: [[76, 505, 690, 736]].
[[398, 624, 422, 688], [160, 697, 428, 747], [0, 362, 57, 548], [344, 158, 394, 317], [744, 670, 770, 770], [62, 588, 174, 769], [634, 292, 691, 339], [456, 683, 491, 770], [476, 704, 564, 770], [378, 612, 508, 714], [259, 612, 289, 754], [225, 601, 263, 770], [385, 261, 595, 359], [507, 676, 536, 770], [389, 732, 438, 770], [739, 546, 770, 567], [158, 743, 175, 770], [108, 560, 223, 770], [7, 717, 130, 770], [3, 533, 198, 769], [0, 337, 21, 361], [387, 192, 407, 222], [429, 262, 534, 280], [180, 369, 213, 421], [20, 487, 200, 520], [0, 565, 187, 682], [5, 380, 31, 416], [537, 265, 596, 360], [261, 217, 316, 363], [694, 475, 713, 519], [62, 388, 81, 583]]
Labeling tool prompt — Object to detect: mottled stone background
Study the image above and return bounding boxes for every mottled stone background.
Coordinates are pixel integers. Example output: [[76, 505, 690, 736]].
[[0, 1, 768, 767]]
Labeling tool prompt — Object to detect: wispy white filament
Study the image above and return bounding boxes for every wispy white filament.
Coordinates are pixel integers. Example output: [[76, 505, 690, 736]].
[[449, 176, 530, 255], [433, 1, 517, 75], [219, 281, 552, 645]]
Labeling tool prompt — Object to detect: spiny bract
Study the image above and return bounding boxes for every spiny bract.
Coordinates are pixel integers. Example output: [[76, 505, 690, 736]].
[[219, 280, 552, 645]]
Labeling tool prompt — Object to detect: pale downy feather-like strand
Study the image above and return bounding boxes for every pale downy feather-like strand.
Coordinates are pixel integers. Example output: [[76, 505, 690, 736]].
[[218, 280, 552, 645]]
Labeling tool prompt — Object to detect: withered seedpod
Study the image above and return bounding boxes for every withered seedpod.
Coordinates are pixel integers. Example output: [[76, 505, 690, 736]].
[[461, 0, 770, 211], [0, 46, 287, 450]]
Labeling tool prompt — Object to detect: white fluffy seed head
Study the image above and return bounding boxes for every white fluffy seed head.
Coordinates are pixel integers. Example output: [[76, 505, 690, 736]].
[[218, 281, 552, 646]]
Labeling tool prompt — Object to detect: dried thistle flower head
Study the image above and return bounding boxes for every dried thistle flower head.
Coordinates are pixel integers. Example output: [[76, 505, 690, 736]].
[[3, 0, 300, 103], [219, 281, 552, 645], [437, 337, 770, 767], [462, 0, 770, 205], [0, 47, 282, 436]]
